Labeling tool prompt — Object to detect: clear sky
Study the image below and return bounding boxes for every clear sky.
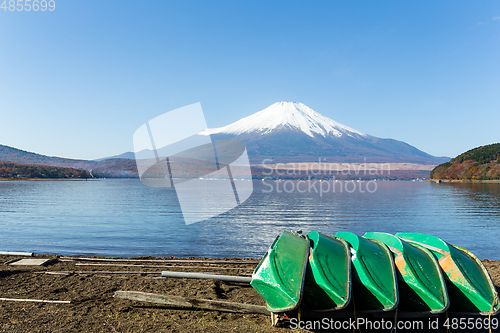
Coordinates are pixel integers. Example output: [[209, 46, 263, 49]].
[[1, 0, 499, 160]]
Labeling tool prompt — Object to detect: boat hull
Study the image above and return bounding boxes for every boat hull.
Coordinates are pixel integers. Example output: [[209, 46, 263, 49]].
[[364, 232, 449, 313], [397, 232, 500, 315], [250, 231, 309, 313], [336, 232, 398, 311], [302, 231, 351, 311]]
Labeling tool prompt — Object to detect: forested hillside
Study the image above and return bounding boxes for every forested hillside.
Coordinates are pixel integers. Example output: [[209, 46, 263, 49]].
[[430, 143, 500, 180], [0, 162, 93, 179], [0, 144, 138, 178]]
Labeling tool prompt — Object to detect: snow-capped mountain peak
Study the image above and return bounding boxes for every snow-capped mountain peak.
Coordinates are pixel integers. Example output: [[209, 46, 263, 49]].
[[202, 102, 367, 138]]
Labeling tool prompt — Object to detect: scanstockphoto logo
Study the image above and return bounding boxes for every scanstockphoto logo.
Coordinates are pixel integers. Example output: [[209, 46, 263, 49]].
[[133, 103, 253, 225]]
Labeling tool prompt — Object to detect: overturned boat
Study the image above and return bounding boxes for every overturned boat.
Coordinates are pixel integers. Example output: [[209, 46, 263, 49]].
[[362, 232, 449, 313], [336, 232, 398, 311], [250, 231, 309, 313], [302, 231, 351, 311], [397, 232, 500, 315]]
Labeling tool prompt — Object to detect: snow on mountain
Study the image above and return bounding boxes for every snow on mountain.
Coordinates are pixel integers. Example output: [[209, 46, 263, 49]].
[[202, 101, 367, 138], [198, 101, 448, 164]]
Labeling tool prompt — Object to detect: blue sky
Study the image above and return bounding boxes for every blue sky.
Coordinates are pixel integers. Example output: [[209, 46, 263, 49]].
[[1, 0, 499, 160]]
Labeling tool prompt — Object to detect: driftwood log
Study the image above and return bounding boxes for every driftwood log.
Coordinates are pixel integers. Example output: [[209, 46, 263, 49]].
[[114, 290, 269, 315]]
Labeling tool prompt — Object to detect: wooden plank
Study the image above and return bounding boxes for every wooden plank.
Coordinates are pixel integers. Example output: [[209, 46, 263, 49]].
[[74, 263, 253, 271], [161, 271, 252, 283], [6, 258, 58, 266], [3, 258, 22, 265], [44, 272, 71, 276], [34, 271, 160, 275], [114, 290, 269, 315], [0, 297, 70, 304], [0, 251, 33, 257], [60, 257, 259, 264]]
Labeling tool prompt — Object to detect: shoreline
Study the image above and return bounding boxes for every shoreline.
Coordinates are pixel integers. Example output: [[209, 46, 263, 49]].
[[0, 177, 99, 181], [1, 254, 499, 332], [0, 253, 272, 332], [430, 179, 500, 183]]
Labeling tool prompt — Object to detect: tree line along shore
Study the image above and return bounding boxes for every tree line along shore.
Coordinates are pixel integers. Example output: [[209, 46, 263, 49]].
[[0, 161, 94, 179], [431, 143, 500, 181]]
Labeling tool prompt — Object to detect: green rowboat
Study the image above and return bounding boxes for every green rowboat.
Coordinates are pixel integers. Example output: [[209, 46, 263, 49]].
[[301, 231, 351, 310], [396, 233, 500, 315], [336, 232, 398, 311], [250, 231, 309, 312], [364, 232, 449, 313]]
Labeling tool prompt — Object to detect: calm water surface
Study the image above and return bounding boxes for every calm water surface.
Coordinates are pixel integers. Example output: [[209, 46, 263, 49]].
[[0, 179, 499, 259]]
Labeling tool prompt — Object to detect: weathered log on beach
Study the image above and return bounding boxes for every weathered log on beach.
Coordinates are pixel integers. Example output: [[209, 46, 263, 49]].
[[114, 290, 270, 315]]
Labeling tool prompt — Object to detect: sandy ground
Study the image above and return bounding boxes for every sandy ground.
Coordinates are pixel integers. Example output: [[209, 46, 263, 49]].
[[1, 255, 499, 333]]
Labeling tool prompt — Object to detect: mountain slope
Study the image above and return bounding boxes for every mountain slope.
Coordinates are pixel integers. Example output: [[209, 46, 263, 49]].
[[0, 145, 137, 178], [1, 101, 447, 176], [431, 143, 500, 180], [203, 102, 447, 164], [95, 151, 136, 161], [203, 101, 366, 138]]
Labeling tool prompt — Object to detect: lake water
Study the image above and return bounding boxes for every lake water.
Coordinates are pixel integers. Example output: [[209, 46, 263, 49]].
[[1, 179, 499, 260]]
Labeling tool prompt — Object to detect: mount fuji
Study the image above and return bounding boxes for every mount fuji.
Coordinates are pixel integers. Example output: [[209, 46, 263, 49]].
[[202, 102, 447, 164]]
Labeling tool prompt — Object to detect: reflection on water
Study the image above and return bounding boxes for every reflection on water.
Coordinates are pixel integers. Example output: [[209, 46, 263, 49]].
[[0, 179, 499, 259]]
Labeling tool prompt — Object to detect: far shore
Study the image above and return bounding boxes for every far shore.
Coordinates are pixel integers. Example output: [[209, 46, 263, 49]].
[[4, 177, 500, 183], [0, 177, 100, 182], [258, 162, 437, 171], [430, 179, 500, 183]]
